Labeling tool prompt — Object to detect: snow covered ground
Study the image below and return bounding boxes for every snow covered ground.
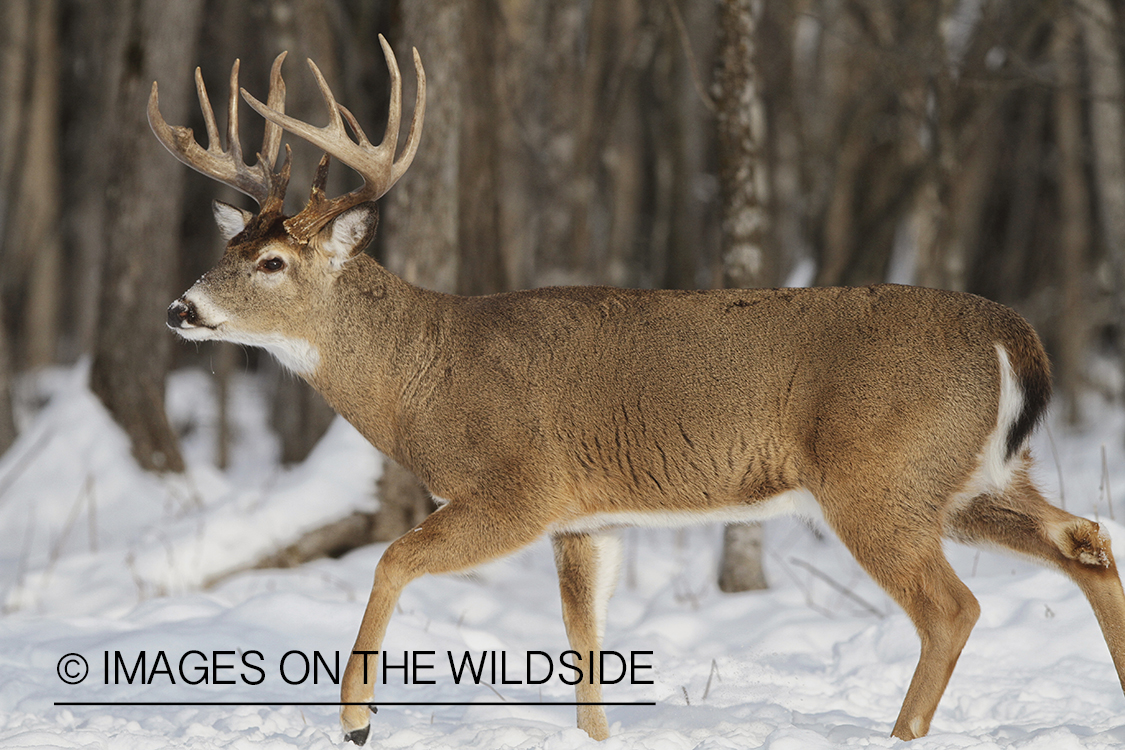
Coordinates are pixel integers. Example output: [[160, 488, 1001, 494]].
[[1, 363, 1125, 749]]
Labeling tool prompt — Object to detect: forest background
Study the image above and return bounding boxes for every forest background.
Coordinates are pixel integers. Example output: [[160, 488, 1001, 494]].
[[2, 0, 1124, 579]]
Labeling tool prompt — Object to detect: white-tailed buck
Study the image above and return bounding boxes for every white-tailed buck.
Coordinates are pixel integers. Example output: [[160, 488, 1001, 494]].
[[153, 38, 1125, 746]]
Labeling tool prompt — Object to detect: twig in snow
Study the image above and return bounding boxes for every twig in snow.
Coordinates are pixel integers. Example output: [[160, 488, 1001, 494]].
[[86, 474, 98, 553], [42, 475, 95, 583], [768, 550, 835, 619], [789, 557, 884, 619], [681, 685, 691, 705], [3, 503, 37, 614], [0, 428, 54, 508], [1045, 423, 1066, 510], [702, 659, 721, 701], [673, 578, 704, 610], [481, 680, 508, 702], [1100, 444, 1115, 521]]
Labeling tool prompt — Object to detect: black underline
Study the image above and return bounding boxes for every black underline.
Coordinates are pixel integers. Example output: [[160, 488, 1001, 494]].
[[53, 701, 655, 707]]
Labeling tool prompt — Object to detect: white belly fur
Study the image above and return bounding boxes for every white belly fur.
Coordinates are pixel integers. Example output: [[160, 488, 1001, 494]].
[[550, 487, 821, 535]]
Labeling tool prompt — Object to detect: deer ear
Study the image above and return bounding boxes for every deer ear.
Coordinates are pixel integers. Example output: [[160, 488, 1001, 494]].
[[213, 200, 254, 241], [318, 203, 378, 270]]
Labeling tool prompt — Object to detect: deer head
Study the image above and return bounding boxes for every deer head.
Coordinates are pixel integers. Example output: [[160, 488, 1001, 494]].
[[155, 36, 424, 374]]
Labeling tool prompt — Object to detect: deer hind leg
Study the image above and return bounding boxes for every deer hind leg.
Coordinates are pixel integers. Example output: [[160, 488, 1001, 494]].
[[946, 468, 1125, 698], [551, 531, 623, 741], [340, 498, 548, 746], [821, 488, 981, 741]]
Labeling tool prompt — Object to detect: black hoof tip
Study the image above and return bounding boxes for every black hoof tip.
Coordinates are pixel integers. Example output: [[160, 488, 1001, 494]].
[[344, 725, 370, 746]]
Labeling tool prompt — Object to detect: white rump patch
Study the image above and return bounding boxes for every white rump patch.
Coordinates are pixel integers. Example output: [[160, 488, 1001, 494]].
[[955, 344, 1024, 502]]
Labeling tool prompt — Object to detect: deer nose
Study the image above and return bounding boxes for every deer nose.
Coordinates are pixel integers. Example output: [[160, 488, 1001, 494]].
[[167, 299, 198, 329]]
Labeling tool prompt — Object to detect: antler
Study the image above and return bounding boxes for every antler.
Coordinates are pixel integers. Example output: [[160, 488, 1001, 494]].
[[149, 53, 292, 212], [240, 34, 426, 239]]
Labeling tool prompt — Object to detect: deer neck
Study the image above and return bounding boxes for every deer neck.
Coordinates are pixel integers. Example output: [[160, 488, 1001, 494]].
[[302, 254, 451, 466]]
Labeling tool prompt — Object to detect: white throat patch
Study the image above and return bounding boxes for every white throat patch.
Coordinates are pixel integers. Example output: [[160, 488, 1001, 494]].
[[246, 332, 322, 376], [173, 288, 321, 377]]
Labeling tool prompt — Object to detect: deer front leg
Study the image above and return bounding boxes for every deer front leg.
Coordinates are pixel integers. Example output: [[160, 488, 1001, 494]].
[[551, 531, 623, 741], [341, 498, 549, 745]]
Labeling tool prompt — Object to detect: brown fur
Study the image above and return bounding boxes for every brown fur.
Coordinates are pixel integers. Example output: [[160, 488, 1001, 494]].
[[169, 228, 1125, 743], [158, 47, 1125, 744]]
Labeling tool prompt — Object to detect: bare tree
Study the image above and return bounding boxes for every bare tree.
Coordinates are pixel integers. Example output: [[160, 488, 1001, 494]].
[[715, 0, 771, 593], [261, 0, 341, 464], [1076, 0, 1125, 413], [716, 0, 773, 291], [1, 0, 62, 370], [0, 296, 15, 455], [457, 0, 507, 296], [374, 0, 466, 540], [655, 0, 722, 290], [1053, 10, 1092, 421], [89, 0, 206, 473]]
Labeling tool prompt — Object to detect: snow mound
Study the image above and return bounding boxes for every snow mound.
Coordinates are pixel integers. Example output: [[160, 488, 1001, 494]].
[[1, 365, 1125, 748]]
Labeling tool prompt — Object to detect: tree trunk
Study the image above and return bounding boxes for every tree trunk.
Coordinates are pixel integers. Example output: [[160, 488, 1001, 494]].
[[715, 0, 773, 291], [457, 0, 507, 296], [0, 295, 15, 456], [60, 0, 114, 358], [715, 0, 770, 593], [261, 0, 341, 465], [374, 0, 466, 540], [718, 522, 767, 592], [0, 0, 62, 371], [1052, 12, 1091, 423], [656, 0, 722, 290], [0, 0, 31, 361], [1075, 0, 1125, 421], [89, 0, 205, 474]]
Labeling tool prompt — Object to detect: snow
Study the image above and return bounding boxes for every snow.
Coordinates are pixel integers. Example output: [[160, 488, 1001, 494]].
[[2, 363, 1125, 749]]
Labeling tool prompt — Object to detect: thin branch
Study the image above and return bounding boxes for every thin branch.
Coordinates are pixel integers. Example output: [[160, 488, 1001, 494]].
[[1045, 422, 1067, 510], [665, 0, 717, 114], [702, 658, 721, 701], [789, 557, 884, 618]]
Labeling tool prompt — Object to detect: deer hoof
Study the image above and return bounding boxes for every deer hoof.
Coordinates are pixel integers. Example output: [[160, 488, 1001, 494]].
[[344, 724, 370, 746]]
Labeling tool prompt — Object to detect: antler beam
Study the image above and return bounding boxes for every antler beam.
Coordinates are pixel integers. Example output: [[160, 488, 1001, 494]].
[[149, 53, 291, 210], [240, 34, 426, 238]]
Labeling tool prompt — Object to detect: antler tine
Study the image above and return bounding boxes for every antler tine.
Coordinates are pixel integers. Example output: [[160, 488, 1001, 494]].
[[308, 58, 348, 138], [393, 46, 427, 186], [378, 34, 402, 160], [260, 52, 288, 170], [225, 61, 243, 168], [241, 34, 426, 238], [149, 57, 290, 208], [198, 68, 223, 154], [338, 104, 371, 146]]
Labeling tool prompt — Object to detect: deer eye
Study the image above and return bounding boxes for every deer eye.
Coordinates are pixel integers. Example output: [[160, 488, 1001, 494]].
[[259, 256, 285, 273]]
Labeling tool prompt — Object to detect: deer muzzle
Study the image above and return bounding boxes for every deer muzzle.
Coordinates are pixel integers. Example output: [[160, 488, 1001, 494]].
[[167, 298, 200, 330]]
